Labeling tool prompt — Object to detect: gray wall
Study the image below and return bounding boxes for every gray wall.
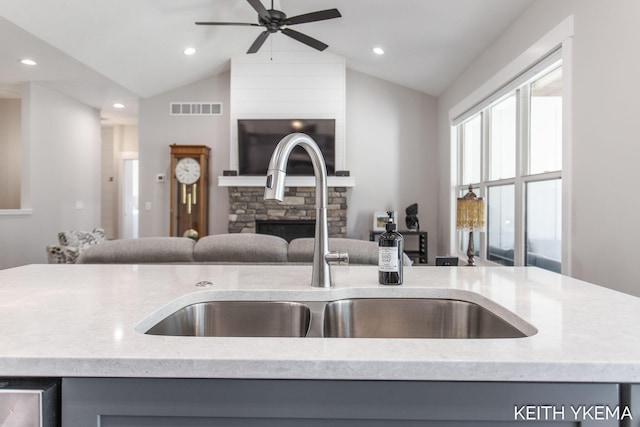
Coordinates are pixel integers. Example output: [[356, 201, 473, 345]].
[[138, 71, 231, 237], [346, 70, 437, 244], [137, 69, 438, 257], [0, 83, 101, 269], [437, 0, 640, 296]]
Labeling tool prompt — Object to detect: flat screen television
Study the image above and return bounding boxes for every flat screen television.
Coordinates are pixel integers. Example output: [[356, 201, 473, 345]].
[[237, 119, 335, 176]]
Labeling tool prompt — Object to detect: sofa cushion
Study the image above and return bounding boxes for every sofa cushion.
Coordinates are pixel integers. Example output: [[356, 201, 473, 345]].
[[194, 233, 289, 263], [288, 237, 412, 266], [77, 237, 195, 264]]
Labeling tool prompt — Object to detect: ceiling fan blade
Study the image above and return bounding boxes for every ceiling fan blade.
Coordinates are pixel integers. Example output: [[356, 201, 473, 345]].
[[247, 30, 271, 54], [195, 22, 260, 26], [281, 28, 328, 51], [247, 0, 271, 22], [286, 9, 341, 25]]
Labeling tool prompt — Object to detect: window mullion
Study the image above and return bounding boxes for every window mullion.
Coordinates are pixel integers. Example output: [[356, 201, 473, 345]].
[[457, 123, 464, 186], [514, 86, 528, 266], [480, 110, 491, 261]]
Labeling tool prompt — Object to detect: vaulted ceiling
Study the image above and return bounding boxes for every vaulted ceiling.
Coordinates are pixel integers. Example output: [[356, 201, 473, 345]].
[[0, 0, 534, 124]]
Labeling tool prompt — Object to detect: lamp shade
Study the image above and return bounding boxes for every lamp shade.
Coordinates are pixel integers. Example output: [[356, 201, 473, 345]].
[[456, 186, 485, 231]]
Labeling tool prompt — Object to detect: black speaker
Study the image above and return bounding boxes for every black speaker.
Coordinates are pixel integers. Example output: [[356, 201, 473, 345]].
[[435, 256, 459, 266], [223, 170, 238, 176]]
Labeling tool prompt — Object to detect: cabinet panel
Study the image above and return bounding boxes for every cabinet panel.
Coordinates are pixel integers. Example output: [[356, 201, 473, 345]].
[[622, 384, 639, 427], [63, 378, 619, 427], [99, 417, 578, 426]]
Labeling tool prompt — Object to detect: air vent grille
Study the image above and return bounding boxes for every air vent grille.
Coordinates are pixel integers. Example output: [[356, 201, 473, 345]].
[[170, 102, 222, 116]]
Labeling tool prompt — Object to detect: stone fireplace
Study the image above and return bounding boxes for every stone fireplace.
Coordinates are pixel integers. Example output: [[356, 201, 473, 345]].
[[227, 186, 347, 238]]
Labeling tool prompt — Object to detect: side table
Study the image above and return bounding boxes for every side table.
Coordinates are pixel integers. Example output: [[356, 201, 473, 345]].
[[370, 230, 427, 264]]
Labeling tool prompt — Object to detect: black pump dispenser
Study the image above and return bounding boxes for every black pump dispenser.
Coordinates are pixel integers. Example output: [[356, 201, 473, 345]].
[[378, 211, 404, 285]]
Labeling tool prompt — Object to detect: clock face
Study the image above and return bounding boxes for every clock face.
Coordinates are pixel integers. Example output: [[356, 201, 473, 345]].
[[175, 157, 201, 184]]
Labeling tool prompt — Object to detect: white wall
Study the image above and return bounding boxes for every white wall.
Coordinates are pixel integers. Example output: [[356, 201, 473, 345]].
[[0, 83, 101, 269], [346, 70, 438, 247], [437, 0, 640, 296], [0, 98, 21, 209], [138, 71, 231, 237], [230, 50, 346, 170]]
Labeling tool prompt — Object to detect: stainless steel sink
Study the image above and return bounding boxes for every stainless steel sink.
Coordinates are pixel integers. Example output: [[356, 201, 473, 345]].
[[323, 298, 527, 338], [143, 297, 532, 339], [145, 301, 311, 337]]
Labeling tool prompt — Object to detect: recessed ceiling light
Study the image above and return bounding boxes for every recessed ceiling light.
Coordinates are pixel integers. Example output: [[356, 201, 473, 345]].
[[373, 47, 385, 55], [113, 103, 125, 109], [20, 58, 37, 66], [184, 47, 196, 55]]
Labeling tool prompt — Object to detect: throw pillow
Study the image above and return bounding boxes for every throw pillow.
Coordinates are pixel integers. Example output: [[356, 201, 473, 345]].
[[46, 245, 80, 264], [58, 228, 107, 251]]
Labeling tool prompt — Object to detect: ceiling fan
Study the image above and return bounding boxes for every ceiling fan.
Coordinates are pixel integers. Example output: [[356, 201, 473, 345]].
[[195, 0, 341, 54]]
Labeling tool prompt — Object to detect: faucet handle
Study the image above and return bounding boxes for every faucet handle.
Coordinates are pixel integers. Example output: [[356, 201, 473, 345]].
[[326, 251, 349, 265]]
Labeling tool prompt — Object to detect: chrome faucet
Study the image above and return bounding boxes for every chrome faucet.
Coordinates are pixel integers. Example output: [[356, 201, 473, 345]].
[[264, 133, 348, 288]]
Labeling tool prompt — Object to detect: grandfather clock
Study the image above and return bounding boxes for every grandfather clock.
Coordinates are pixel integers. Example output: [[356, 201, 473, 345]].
[[169, 144, 210, 239]]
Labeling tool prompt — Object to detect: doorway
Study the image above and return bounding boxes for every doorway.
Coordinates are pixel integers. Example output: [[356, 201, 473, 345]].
[[121, 159, 139, 239]]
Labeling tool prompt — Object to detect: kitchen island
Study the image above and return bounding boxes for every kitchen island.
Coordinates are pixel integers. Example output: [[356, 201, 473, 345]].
[[1, 263, 639, 425]]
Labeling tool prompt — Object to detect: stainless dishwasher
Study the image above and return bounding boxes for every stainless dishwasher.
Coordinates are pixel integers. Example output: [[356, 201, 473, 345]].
[[0, 379, 59, 427]]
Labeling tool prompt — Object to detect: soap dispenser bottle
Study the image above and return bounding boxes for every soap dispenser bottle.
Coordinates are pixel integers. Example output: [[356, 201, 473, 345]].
[[378, 211, 404, 285]]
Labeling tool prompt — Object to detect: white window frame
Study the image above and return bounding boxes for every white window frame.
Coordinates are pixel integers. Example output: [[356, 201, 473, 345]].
[[448, 16, 573, 275]]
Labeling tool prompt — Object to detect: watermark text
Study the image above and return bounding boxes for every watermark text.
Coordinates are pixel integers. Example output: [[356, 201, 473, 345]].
[[514, 404, 632, 421]]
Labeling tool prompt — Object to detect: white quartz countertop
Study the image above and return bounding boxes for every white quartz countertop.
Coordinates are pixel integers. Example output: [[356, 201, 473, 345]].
[[1, 263, 639, 382]]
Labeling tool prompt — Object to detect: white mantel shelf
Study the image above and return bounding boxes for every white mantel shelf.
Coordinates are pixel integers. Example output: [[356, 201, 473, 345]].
[[218, 176, 355, 187]]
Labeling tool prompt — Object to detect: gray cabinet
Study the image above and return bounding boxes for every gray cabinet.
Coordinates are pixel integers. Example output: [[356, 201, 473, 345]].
[[63, 378, 620, 426], [622, 384, 640, 427]]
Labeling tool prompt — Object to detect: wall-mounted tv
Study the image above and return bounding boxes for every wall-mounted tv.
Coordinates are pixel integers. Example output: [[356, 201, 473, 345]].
[[237, 119, 335, 176]]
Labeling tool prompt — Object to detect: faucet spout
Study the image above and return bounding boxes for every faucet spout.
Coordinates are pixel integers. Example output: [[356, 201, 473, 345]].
[[264, 133, 343, 288]]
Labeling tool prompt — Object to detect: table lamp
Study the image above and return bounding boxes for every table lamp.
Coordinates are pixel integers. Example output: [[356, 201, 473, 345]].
[[456, 185, 485, 266]]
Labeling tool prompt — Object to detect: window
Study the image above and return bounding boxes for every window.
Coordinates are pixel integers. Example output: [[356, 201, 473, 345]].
[[455, 57, 563, 273], [529, 66, 563, 175], [526, 179, 561, 272], [487, 184, 515, 266], [461, 115, 482, 185], [488, 95, 516, 181]]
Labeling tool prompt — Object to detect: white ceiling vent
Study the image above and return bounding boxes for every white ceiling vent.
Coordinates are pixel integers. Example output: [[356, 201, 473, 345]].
[[170, 102, 222, 116]]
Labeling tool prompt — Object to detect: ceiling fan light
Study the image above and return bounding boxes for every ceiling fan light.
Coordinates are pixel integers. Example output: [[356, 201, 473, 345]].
[[113, 103, 125, 109], [184, 47, 197, 55], [373, 47, 385, 55]]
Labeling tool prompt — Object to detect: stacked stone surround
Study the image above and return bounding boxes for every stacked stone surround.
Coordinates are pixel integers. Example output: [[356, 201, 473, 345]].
[[227, 187, 347, 237]]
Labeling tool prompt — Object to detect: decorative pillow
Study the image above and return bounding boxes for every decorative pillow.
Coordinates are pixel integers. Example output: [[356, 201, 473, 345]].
[[58, 228, 107, 251], [46, 245, 80, 264]]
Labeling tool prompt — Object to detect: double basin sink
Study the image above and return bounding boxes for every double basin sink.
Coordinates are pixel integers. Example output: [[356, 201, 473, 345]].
[[144, 298, 533, 339]]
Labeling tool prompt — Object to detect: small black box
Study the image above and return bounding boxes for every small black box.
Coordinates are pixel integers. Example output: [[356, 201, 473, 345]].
[[223, 170, 238, 176], [435, 256, 459, 266], [335, 170, 350, 177]]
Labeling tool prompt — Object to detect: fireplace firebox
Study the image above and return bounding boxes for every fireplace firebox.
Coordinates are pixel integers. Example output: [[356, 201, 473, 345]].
[[256, 220, 316, 242]]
